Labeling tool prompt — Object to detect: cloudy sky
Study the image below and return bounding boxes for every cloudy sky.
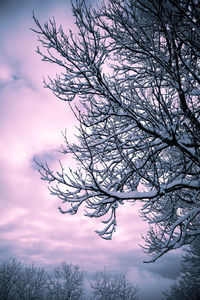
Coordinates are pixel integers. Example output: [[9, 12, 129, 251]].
[[0, 0, 183, 299]]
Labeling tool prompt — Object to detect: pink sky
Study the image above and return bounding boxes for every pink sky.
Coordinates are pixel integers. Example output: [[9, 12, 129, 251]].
[[0, 1, 183, 299]]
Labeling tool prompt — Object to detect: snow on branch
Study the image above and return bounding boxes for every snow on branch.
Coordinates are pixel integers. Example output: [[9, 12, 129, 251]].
[[34, 0, 200, 262]]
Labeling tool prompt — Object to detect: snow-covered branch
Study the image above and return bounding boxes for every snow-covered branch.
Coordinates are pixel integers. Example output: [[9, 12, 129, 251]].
[[33, 0, 200, 262]]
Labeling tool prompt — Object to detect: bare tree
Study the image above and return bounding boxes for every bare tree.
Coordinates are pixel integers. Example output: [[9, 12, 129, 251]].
[[46, 261, 84, 300], [14, 264, 47, 300], [0, 258, 47, 300], [91, 270, 138, 300], [33, 0, 200, 262], [0, 257, 21, 300]]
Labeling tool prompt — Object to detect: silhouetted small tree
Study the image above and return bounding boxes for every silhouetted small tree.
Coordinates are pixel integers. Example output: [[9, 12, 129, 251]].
[[0, 257, 21, 300], [46, 261, 85, 300], [0, 258, 48, 300], [91, 270, 138, 300], [15, 264, 47, 300]]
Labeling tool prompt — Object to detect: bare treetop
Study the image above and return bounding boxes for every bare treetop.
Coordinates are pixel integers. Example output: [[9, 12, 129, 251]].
[[91, 270, 138, 300], [33, 0, 200, 262]]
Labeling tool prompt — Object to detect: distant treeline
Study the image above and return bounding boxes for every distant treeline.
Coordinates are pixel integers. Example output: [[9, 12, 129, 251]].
[[0, 239, 199, 299], [0, 258, 138, 300]]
